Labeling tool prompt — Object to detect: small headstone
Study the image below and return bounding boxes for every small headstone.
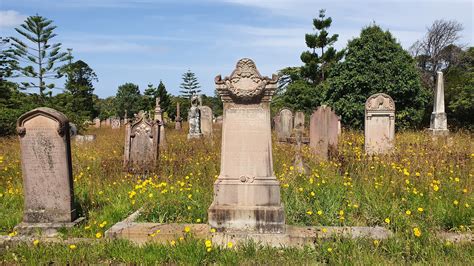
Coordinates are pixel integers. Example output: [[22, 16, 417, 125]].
[[309, 105, 339, 160], [294, 111, 305, 131], [337, 116, 342, 135], [100, 120, 106, 127], [123, 111, 160, 173], [273, 115, 281, 133], [429, 71, 449, 135], [188, 94, 203, 139], [364, 93, 395, 155], [209, 58, 285, 233], [93, 118, 100, 128], [111, 118, 121, 129], [200, 106, 213, 137], [278, 108, 293, 141], [15, 107, 81, 233], [75, 134, 96, 142]]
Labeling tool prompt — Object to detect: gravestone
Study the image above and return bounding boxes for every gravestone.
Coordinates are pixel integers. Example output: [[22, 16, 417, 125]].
[[111, 118, 121, 129], [100, 120, 106, 127], [273, 115, 281, 133], [93, 118, 100, 128], [123, 111, 160, 173], [200, 106, 213, 137], [209, 58, 285, 233], [429, 71, 449, 135], [75, 134, 96, 142], [309, 105, 339, 160], [278, 108, 293, 141], [154, 98, 166, 147], [188, 94, 203, 139], [175, 102, 182, 130], [337, 116, 342, 135], [215, 115, 223, 125], [15, 107, 81, 233], [294, 111, 305, 131], [364, 93, 395, 155], [70, 123, 78, 136]]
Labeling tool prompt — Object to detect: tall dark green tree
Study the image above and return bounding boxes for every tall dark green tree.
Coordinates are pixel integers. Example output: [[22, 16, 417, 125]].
[[326, 25, 430, 129], [8, 15, 68, 102], [115, 83, 142, 118], [300, 9, 344, 84], [144, 80, 171, 113], [0, 37, 16, 106], [179, 70, 201, 98]]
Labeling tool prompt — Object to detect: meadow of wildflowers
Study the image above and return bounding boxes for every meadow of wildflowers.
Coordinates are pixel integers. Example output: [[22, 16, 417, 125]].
[[0, 126, 472, 263]]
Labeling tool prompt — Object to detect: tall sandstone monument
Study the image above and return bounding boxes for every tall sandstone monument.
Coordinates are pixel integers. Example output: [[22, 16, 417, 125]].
[[208, 58, 285, 233]]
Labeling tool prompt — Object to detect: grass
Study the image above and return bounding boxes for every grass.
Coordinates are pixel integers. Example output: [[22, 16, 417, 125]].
[[0, 125, 472, 263]]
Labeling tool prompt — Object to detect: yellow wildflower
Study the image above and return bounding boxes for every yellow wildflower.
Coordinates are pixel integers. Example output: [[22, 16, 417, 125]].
[[69, 244, 77, 250], [413, 227, 421, 237], [384, 218, 390, 224], [95, 232, 102, 239]]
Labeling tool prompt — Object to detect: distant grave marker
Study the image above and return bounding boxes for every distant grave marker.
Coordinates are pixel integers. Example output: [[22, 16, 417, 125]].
[[309, 105, 339, 160]]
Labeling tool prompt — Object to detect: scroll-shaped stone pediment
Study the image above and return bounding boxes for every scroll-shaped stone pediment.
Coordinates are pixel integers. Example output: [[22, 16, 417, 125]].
[[17, 107, 69, 137], [215, 58, 278, 102], [365, 93, 395, 111]]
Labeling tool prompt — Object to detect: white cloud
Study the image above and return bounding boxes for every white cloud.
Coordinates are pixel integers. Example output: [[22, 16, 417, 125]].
[[0, 10, 27, 28]]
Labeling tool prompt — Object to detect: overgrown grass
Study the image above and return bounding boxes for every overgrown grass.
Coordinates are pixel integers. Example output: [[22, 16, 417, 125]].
[[0, 125, 472, 263]]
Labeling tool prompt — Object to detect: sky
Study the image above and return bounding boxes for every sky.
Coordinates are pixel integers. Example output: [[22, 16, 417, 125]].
[[0, 0, 472, 98]]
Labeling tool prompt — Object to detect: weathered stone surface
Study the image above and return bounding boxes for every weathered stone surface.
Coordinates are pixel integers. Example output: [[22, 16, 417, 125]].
[[364, 93, 395, 155], [75, 135, 96, 142], [309, 106, 339, 160], [175, 102, 182, 130], [200, 106, 213, 137], [188, 94, 203, 139], [93, 118, 100, 128], [123, 111, 160, 173], [209, 58, 285, 233], [154, 98, 166, 147], [337, 116, 342, 135], [294, 111, 305, 131], [16, 107, 78, 226], [215, 115, 223, 125], [111, 118, 121, 129], [429, 71, 449, 135], [278, 108, 293, 141]]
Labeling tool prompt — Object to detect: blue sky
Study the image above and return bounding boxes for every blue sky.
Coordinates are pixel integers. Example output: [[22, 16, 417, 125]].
[[0, 0, 472, 98]]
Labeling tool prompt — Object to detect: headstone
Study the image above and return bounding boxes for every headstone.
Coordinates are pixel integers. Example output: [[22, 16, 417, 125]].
[[154, 98, 166, 147], [209, 58, 285, 233], [123, 111, 160, 173], [15, 107, 81, 233], [75, 134, 96, 142], [309, 105, 339, 160], [200, 106, 213, 137], [278, 108, 293, 141], [294, 111, 305, 131], [364, 93, 395, 155], [175, 102, 182, 130], [100, 120, 106, 127], [188, 94, 203, 139], [272, 115, 280, 133], [337, 116, 342, 135], [93, 118, 100, 128], [215, 115, 223, 125], [429, 71, 449, 135], [293, 120, 307, 174], [111, 117, 121, 129]]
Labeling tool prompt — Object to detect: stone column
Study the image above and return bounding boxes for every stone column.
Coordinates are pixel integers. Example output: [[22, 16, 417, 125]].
[[429, 71, 449, 135], [208, 58, 285, 233]]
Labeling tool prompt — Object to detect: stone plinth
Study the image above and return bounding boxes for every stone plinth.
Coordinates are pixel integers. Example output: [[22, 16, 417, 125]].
[[15, 107, 81, 233], [123, 111, 160, 173], [209, 58, 285, 233], [364, 93, 395, 155]]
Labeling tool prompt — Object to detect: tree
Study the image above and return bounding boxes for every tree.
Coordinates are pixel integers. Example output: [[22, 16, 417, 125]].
[[114, 83, 142, 118], [179, 70, 201, 98], [144, 81, 171, 113], [411, 20, 464, 89], [0, 37, 17, 106], [272, 80, 326, 115], [326, 25, 430, 129], [7, 15, 68, 102], [300, 9, 344, 84], [60, 58, 98, 120]]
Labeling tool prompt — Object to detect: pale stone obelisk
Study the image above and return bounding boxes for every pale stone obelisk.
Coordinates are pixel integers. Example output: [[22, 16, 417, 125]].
[[429, 71, 449, 135], [208, 58, 285, 233]]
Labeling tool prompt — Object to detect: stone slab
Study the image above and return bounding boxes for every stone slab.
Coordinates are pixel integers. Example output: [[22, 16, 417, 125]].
[[14, 217, 85, 236]]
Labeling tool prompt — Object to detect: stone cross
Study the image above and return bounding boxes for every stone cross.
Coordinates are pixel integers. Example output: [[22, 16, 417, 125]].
[[209, 58, 285, 233], [364, 93, 395, 155], [199, 105, 213, 137], [123, 110, 160, 173], [429, 71, 449, 135], [15, 107, 81, 233], [309, 105, 339, 160]]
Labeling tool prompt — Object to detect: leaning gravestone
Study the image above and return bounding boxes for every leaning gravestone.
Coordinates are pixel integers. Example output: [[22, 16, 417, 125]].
[[200, 106, 213, 137], [294, 111, 305, 131], [123, 111, 160, 173], [209, 58, 285, 233], [364, 93, 395, 155], [309, 105, 339, 160], [15, 107, 82, 234], [278, 108, 293, 141]]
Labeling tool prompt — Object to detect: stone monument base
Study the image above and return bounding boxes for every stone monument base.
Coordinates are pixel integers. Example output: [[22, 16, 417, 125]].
[[14, 217, 85, 236], [208, 204, 285, 233], [187, 133, 203, 139], [427, 128, 449, 136]]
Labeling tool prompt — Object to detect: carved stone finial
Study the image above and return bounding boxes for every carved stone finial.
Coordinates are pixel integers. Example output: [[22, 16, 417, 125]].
[[365, 93, 395, 111]]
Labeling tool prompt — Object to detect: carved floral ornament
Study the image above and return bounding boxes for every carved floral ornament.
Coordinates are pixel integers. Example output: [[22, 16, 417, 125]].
[[365, 93, 395, 111], [215, 58, 278, 101]]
